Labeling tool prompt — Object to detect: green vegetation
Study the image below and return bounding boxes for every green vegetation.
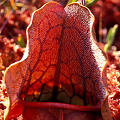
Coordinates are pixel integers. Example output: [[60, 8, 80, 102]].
[[17, 34, 25, 48], [104, 24, 118, 52], [86, 0, 98, 7]]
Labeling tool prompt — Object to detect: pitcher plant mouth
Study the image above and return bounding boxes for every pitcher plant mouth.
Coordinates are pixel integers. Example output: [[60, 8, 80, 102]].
[[7, 98, 101, 119], [12, 98, 101, 112]]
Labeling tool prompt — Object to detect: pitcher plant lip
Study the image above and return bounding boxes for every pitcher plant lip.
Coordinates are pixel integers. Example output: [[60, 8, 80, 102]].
[[13, 98, 101, 112]]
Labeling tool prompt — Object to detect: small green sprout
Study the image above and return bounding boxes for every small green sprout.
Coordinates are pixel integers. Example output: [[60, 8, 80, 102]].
[[104, 24, 118, 52], [68, 0, 78, 4], [68, 0, 98, 7], [86, 0, 98, 7], [17, 34, 25, 48]]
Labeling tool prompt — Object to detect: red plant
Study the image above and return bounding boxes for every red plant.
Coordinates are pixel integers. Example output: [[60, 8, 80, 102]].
[[4, 1, 112, 120]]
